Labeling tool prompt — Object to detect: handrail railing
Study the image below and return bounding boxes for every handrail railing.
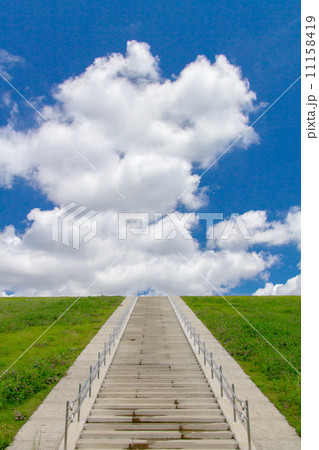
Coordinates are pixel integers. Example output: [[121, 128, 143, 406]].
[[168, 294, 252, 450], [63, 294, 138, 449]]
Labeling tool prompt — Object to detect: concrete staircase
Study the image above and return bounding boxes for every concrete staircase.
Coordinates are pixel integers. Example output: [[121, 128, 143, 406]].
[[75, 297, 239, 449]]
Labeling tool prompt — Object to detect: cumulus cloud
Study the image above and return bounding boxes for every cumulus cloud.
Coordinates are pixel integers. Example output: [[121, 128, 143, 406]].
[[0, 41, 258, 211], [0, 41, 298, 296], [253, 274, 301, 296], [0, 208, 277, 296], [207, 207, 300, 251]]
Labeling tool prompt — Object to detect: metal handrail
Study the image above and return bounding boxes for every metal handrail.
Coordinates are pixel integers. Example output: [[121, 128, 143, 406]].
[[168, 294, 252, 450], [63, 294, 138, 449]]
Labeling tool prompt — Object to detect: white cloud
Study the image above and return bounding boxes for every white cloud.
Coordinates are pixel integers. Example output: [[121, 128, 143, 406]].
[[0, 41, 258, 211], [207, 207, 300, 251], [0, 49, 24, 79], [0, 41, 298, 296], [0, 207, 277, 296], [253, 274, 301, 296]]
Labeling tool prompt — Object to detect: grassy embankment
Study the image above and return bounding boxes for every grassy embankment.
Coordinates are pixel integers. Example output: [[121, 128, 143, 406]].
[[182, 296, 301, 435], [0, 296, 123, 449]]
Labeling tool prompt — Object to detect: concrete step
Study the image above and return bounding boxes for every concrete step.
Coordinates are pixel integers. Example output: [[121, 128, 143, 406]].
[[115, 350, 194, 353], [148, 439, 239, 449], [93, 402, 218, 410], [81, 430, 181, 439], [93, 397, 218, 404], [102, 381, 208, 387], [99, 383, 209, 390], [75, 438, 147, 449], [105, 374, 206, 379], [80, 430, 234, 440], [107, 366, 201, 371], [113, 353, 195, 356], [97, 392, 212, 398], [113, 354, 197, 357], [119, 345, 190, 349], [111, 365, 201, 369], [105, 378, 207, 383], [83, 423, 230, 431], [87, 415, 226, 423], [99, 386, 210, 391], [101, 385, 210, 391], [107, 366, 205, 374], [90, 408, 221, 415], [110, 364, 200, 369], [76, 438, 239, 449], [108, 391, 211, 398]]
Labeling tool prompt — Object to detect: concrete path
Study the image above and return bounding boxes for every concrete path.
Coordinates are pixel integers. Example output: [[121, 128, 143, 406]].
[[75, 297, 239, 449]]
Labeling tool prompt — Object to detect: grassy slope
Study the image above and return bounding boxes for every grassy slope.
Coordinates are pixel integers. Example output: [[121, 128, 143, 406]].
[[0, 296, 123, 449], [182, 296, 301, 435]]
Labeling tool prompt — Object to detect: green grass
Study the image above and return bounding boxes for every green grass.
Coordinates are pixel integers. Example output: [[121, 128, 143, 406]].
[[0, 296, 123, 449], [182, 296, 301, 435]]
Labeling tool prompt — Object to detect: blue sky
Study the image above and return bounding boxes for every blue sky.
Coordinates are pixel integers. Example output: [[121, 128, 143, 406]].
[[0, 0, 300, 296]]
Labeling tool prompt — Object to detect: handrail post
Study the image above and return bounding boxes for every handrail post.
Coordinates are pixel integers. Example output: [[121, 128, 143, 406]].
[[109, 334, 111, 354], [232, 384, 236, 422], [98, 352, 100, 379], [210, 352, 214, 378], [220, 365, 223, 397], [246, 400, 252, 450], [89, 366, 92, 397], [198, 334, 201, 354], [78, 384, 81, 422], [104, 342, 106, 365], [203, 342, 206, 365], [64, 400, 69, 450]]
